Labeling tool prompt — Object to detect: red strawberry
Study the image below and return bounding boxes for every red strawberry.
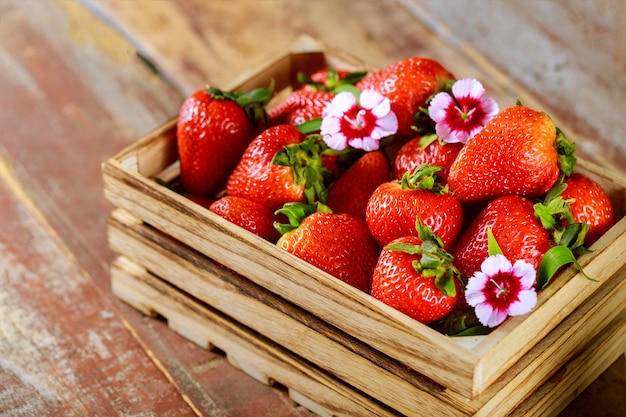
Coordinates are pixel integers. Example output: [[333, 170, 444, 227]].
[[356, 57, 455, 141], [561, 173, 615, 245], [365, 165, 463, 250], [177, 85, 271, 197], [300, 69, 360, 92], [447, 105, 575, 204], [209, 195, 282, 242], [371, 221, 461, 324], [326, 151, 390, 219], [393, 135, 463, 182], [226, 125, 335, 210], [267, 89, 334, 127], [276, 203, 379, 292], [186, 195, 215, 210], [225, 124, 306, 210], [452, 195, 553, 279]]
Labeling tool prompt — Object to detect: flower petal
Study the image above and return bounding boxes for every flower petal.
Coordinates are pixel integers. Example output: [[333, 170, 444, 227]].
[[475, 303, 508, 328], [481, 254, 513, 277], [359, 89, 385, 110], [428, 92, 455, 123], [465, 272, 489, 306], [322, 91, 356, 118], [349, 136, 379, 152], [452, 78, 485, 102], [507, 289, 537, 316], [512, 259, 537, 289], [477, 97, 500, 122]]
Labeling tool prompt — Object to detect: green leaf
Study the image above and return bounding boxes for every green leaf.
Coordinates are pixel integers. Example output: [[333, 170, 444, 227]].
[[384, 242, 422, 255], [296, 118, 323, 134], [419, 133, 439, 150], [270, 135, 334, 204], [430, 309, 491, 336], [435, 270, 457, 297], [554, 128, 577, 177], [273, 202, 331, 235], [487, 228, 503, 256], [537, 246, 576, 289]]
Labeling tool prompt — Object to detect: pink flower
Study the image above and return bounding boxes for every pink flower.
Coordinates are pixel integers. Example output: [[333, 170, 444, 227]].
[[428, 78, 499, 144], [465, 254, 537, 328], [321, 89, 398, 151]]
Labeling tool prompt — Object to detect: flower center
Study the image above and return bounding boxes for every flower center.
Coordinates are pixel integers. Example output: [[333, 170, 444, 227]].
[[344, 109, 367, 129], [485, 271, 522, 310], [489, 278, 508, 298], [340, 106, 375, 139]]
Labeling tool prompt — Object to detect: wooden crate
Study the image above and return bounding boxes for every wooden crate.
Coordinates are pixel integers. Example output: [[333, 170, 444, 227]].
[[102, 36, 626, 415]]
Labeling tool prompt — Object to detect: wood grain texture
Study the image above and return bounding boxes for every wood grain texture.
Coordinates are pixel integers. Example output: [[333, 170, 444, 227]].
[[1, 0, 625, 415], [82, 0, 626, 174], [100, 44, 626, 400], [0, 0, 312, 415], [107, 207, 626, 416]]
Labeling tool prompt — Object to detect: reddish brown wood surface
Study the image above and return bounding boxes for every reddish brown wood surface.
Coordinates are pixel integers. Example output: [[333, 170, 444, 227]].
[[0, 0, 624, 415]]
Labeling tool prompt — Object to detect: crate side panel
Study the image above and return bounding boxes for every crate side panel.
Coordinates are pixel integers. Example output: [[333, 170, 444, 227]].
[[107, 211, 474, 415], [110, 257, 401, 417]]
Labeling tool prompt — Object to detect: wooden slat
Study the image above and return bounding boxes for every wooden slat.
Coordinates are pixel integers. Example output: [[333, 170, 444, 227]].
[[110, 256, 401, 417], [107, 207, 626, 416], [100, 41, 626, 397], [0, 158, 195, 416]]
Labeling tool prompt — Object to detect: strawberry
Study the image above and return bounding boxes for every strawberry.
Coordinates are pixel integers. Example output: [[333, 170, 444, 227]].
[[371, 220, 461, 324], [177, 85, 271, 197], [326, 150, 390, 219], [452, 195, 553, 279], [365, 165, 463, 250], [225, 124, 306, 210], [447, 104, 576, 204], [276, 203, 379, 292], [300, 69, 365, 92], [267, 69, 366, 128], [393, 135, 463, 182], [267, 89, 334, 127], [560, 173, 615, 245], [226, 125, 335, 210], [209, 195, 282, 242], [356, 57, 455, 141]]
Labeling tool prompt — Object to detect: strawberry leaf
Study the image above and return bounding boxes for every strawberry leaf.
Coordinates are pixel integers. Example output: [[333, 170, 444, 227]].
[[537, 245, 597, 289], [274, 202, 332, 235], [487, 228, 504, 256], [271, 135, 335, 203], [435, 270, 457, 297], [206, 80, 275, 127], [430, 308, 491, 336], [400, 164, 448, 194], [385, 218, 462, 297], [296, 118, 322, 134], [554, 128, 577, 177], [418, 133, 439, 150]]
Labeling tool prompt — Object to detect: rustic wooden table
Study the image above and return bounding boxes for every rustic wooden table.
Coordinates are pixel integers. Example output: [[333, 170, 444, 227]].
[[1, 0, 624, 415]]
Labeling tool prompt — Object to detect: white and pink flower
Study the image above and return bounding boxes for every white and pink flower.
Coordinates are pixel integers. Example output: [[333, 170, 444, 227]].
[[320, 89, 398, 152], [428, 78, 499, 144], [465, 254, 537, 328]]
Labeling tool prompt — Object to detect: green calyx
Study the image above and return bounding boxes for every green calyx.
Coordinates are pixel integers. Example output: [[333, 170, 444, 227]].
[[431, 309, 491, 337], [554, 127, 577, 178], [274, 201, 332, 235], [206, 80, 275, 127], [271, 134, 335, 204], [297, 69, 367, 93], [533, 182, 594, 289], [384, 218, 464, 297], [399, 164, 448, 194]]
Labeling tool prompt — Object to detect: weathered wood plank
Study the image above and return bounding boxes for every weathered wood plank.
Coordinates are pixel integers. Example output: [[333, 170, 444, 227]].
[[0, 157, 195, 416], [82, 0, 626, 174], [0, 0, 310, 415]]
